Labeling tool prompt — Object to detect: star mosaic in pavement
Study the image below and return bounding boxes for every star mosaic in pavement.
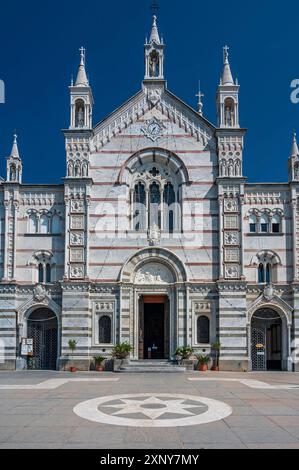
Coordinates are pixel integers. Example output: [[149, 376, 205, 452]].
[[103, 396, 205, 420]]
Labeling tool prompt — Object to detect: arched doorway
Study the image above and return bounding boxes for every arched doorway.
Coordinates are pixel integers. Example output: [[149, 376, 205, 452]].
[[251, 308, 283, 371], [27, 308, 58, 370]]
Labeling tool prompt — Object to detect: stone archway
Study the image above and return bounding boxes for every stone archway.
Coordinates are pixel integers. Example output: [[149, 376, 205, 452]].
[[120, 248, 187, 359], [26, 308, 59, 371], [250, 307, 289, 372]]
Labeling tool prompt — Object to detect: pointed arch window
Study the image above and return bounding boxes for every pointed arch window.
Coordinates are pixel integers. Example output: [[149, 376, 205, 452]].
[[164, 182, 176, 233], [75, 99, 85, 128], [40, 215, 49, 234], [29, 214, 38, 234], [133, 182, 146, 231], [149, 182, 161, 228], [38, 264, 44, 283], [272, 214, 281, 234], [249, 214, 257, 233], [99, 316, 112, 344], [260, 214, 269, 233]]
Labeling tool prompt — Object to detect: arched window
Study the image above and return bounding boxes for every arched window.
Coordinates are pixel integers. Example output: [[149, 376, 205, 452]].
[[272, 214, 281, 233], [46, 264, 52, 283], [52, 215, 61, 234], [224, 98, 235, 127], [149, 182, 161, 228], [29, 214, 38, 234], [260, 214, 269, 233], [164, 182, 176, 233], [38, 264, 44, 283], [249, 214, 257, 233], [133, 182, 146, 231], [75, 99, 85, 128], [197, 316, 210, 344], [266, 263, 271, 284], [99, 316, 112, 344], [40, 215, 49, 234], [258, 263, 265, 283]]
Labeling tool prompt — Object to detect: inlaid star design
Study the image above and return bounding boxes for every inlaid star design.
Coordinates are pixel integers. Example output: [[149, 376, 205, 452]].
[[103, 396, 205, 420]]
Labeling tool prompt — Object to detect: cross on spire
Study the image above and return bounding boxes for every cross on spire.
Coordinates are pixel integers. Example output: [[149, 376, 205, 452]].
[[196, 81, 204, 116], [223, 45, 230, 64], [79, 46, 86, 66]]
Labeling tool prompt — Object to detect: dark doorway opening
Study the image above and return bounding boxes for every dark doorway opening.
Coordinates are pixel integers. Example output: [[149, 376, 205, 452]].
[[251, 308, 282, 371], [27, 308, 58, 371], [144, 303, 165, 360]]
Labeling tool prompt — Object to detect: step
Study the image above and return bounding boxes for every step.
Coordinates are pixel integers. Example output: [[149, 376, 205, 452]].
[[120, 367, 186, 374], [119, 360, 186, 373]]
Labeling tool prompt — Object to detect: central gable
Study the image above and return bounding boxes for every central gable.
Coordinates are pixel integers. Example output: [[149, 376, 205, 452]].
[[92, 86, 216, 153]]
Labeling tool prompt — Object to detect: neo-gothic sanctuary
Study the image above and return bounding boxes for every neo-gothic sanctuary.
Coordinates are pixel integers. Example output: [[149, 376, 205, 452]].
[[1, 16, 299, 372]]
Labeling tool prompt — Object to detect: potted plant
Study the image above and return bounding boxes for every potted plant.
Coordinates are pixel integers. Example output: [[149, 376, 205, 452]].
[[196, 354, 210, 372], [68, 339, 77, 373], [211, 342, 221, 371], [112, 342, 133, 372], [94, 356, 105, 372], [175, 346, 195, 371]]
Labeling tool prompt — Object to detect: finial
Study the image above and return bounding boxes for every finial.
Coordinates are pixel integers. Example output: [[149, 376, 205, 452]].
[[79, 46, 86, 66], [10, 131, 20, 159], [196, 81, 204, 116], [223, 45, 230, 64]]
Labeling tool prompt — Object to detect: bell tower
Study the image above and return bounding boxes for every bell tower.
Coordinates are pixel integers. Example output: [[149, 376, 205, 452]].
[[217, 46, 240, 129], [6, 133, 22, 184], [144, 15, 165, 80], [69, 47, 93, 130]]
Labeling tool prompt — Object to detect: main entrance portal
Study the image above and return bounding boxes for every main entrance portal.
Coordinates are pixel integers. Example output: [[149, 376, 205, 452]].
[[139, 296, 169, 360]]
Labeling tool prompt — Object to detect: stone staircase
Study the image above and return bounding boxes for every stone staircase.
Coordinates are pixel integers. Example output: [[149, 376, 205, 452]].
[[119, 360, 186, 374]]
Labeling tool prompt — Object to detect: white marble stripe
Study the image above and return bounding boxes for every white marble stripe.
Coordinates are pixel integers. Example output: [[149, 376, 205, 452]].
[[0, 378, 119, 390]]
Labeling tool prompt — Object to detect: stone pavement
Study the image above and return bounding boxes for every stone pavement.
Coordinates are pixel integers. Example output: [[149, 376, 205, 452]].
[[0, 371, 299, 449]]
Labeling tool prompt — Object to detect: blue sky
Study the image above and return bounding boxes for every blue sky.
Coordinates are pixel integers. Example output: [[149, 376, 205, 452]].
[[0, 0, 298, 184]]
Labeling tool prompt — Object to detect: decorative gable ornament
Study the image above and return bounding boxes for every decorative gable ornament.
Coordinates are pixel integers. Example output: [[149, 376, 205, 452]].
[[141, 117, 165, 142], [147, 88, 162, 106], [33, 284, 47, 302], [263, 284, 275, 302]]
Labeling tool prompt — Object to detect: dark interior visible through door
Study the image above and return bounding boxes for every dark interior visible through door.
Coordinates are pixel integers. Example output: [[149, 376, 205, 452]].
[[143, 303, 165, 360]]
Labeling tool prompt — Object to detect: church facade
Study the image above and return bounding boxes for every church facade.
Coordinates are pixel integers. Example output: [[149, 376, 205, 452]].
[[1, 16, 299, 372]]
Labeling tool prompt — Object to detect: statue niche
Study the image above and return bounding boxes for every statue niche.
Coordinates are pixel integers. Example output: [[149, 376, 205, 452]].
[[149, 50, 160, 78]]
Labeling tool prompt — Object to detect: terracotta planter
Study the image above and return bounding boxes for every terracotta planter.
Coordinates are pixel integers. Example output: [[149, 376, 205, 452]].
[[96, 366, 104, 372], [70, 367, 77, 373], [199, 364, 208, 372], [211, 366, 219, 372]]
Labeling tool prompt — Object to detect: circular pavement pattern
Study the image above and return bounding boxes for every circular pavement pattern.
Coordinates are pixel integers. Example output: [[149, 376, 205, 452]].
[[73, 393, 233, 428]]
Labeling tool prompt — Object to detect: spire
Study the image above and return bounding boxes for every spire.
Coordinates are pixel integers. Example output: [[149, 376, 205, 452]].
[[10, 133, 20, 159], [291, 131, 299, 157], [221, 45, 234, 86], [149, 15, 160, 44], [75, 47, 89, 87]]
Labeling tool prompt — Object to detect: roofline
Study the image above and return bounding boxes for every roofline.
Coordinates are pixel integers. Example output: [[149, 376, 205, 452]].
[[165, 88, 216, 131], [93, 89, 144, 131]]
